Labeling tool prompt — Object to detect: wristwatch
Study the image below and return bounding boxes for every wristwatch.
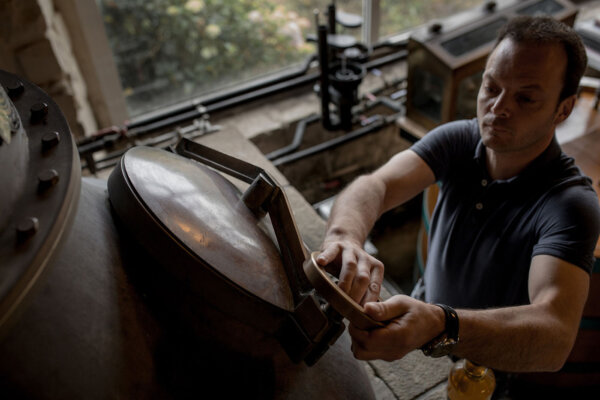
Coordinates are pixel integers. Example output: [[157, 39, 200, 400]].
[[420, 304, 459, 358]]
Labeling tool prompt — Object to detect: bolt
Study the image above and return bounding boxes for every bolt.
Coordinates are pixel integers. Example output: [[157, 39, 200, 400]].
[[5, 79, 24, 99], [38, 169, 59, 192], [485, 1, 497, 12], [30, 102, 48, 123], [16, 217, 39, 243], [429, 22, 443, 34], [41, 131, 60, 151]]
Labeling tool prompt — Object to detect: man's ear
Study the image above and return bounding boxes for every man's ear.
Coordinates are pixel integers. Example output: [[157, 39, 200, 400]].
[[554, 95, 577, 125]]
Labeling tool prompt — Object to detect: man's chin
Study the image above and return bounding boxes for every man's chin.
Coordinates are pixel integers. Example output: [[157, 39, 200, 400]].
[[481, 134, 509, 151]]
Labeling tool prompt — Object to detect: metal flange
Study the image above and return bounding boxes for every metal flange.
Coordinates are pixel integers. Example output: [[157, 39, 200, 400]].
[[0, 70, 81, 333]]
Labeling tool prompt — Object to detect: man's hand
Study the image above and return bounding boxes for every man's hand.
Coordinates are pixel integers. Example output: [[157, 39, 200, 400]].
[[317, 239, 384, 305], [348, 295, 445, 361]]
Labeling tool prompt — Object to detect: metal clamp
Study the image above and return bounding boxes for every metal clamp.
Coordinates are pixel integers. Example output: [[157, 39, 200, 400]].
[[174, 138, 345, 364]]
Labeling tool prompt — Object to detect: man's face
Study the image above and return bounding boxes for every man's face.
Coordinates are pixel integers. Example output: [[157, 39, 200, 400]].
[[477, 38, 568, 156]]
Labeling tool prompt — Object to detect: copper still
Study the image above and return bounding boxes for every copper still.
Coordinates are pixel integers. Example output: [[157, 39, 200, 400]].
[[0, 70, 376, 399]]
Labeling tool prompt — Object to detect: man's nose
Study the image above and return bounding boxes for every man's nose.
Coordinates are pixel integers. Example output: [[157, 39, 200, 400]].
[[491, 92, 511, 117]]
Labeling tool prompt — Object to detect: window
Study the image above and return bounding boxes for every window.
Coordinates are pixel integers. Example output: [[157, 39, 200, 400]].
[[379, 0, 483, 39], [97, 0, 484, 117]]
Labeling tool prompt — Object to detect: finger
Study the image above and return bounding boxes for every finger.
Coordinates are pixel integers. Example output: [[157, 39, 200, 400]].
[[338, 249, 358, 293], [348, 320, 372, 340], [348, 325, 380, 359], [360, 257, 384, 305], [348, 255, 371, 303], [351, 340, 408, 362], [350, 339, 383, 360], [316, 243, 341, 266], [349, 329, 403, 361], [364, 295, 411, 322]]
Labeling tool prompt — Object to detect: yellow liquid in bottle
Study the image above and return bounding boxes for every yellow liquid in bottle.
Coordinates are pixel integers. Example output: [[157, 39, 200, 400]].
[[447, 359, 496, 400]]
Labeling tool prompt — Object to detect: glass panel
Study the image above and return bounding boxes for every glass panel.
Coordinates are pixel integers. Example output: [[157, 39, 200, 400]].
[[410, 69, 443, 123], [455, 70, 482, 120], [379, 0, 482, 39], [517, 0, 564, 17], [97, 0, 362, 117], [441, 17, 507, 57]]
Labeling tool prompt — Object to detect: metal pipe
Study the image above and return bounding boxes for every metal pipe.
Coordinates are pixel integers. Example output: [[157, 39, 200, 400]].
[[79, 48, 407, 148], [266, 94, 402, 162], [126, 54, 318, 131], [272, 114, 400, 167], [265, 114, 320, 161], [126, 71, 320, 138]]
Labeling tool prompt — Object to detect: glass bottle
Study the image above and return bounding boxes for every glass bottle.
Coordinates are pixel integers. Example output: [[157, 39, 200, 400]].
[[447, 359, 496, 400]]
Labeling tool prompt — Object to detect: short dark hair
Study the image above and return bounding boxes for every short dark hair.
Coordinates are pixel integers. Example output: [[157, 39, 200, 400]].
[[495, 16, 587, 101]]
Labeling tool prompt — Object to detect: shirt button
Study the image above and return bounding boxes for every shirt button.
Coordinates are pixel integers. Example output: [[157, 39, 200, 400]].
[[481, 179, 488, 187], [475, 202, 483, 210]]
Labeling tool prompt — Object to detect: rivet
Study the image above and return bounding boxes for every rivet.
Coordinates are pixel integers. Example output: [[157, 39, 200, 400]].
[[16, 217, 39, 242], [41, 131, 60, 150], [6, 79, 24, 99], [429, 22, 443, 34], [38, 169, 60, 191], [485, 1, 497, 12], [30, 102, 48, 123]]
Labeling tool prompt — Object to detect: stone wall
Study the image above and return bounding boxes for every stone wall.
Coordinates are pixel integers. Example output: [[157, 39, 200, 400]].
[[0, 0, 100, 138]]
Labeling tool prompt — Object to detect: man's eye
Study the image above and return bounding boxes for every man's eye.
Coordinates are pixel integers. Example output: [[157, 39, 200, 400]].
[[517, 95, 534, 104], [484, 85, 499, 95]]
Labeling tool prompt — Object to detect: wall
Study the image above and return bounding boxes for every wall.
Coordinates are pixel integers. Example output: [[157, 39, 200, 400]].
[[0, 0, 127, 138]]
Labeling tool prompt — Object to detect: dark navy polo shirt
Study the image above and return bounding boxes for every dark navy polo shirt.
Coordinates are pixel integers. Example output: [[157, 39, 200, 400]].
[[411, 119, 600, 309]]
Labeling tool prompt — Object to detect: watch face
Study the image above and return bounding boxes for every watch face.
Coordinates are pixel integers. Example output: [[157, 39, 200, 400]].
[[428, 337, 457, 358]]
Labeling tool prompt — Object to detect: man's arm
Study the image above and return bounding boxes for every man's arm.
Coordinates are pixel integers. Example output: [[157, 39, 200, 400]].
[[349, 255, 590, 372], [454, 255, 589, 371], [317, 149, 436, 304]]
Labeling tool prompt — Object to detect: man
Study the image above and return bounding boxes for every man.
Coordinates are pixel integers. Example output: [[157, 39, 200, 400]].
[[317, 15, 600, 374]]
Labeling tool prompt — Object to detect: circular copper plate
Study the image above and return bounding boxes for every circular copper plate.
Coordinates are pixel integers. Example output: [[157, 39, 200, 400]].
[[120, 146, 294, 311]]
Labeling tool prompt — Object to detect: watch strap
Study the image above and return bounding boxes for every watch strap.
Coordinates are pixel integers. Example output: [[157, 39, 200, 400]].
[[435, 303, 459, 341], [420, 303, 459, 357]]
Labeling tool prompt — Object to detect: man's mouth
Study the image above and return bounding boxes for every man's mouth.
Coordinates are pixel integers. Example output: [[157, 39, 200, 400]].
[[483, 119, 511, 133]]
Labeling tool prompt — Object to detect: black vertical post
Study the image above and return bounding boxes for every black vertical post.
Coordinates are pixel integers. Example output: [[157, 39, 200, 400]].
[[318, 22, 333, 130], [328, 2, 336, 35]]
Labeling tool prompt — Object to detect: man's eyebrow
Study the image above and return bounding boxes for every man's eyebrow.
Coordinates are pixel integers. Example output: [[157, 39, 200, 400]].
[[518, 84, 544, 91], [482, 72, 544, 91], [481, 72, 499, 83]]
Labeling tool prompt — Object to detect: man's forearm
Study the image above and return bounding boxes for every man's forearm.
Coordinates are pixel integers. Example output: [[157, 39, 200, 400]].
[[325, 150, 435, 246], [350, 295, 577, 372], [318, 150, 435, 303], [454, 304, 577, 372], [324, 174, 387, 245], [453, 257, 589, 372]]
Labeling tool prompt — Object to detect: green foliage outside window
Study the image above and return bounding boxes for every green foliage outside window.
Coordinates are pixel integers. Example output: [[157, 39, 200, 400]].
[[99, 0, 323, 115], [380, 0, 482, 37], [98, 0, 482, 116]]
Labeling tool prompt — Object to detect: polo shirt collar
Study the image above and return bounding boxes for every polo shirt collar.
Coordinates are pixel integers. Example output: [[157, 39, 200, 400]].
[[473, 134, 562, 184]]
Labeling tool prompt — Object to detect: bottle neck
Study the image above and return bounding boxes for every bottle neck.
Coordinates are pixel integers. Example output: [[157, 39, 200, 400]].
[[464, 360, 488, 379]]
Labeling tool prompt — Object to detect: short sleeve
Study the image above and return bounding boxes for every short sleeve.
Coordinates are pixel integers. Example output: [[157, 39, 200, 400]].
[[533, 183, 600, 273], [410, 119, 479, 182]]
